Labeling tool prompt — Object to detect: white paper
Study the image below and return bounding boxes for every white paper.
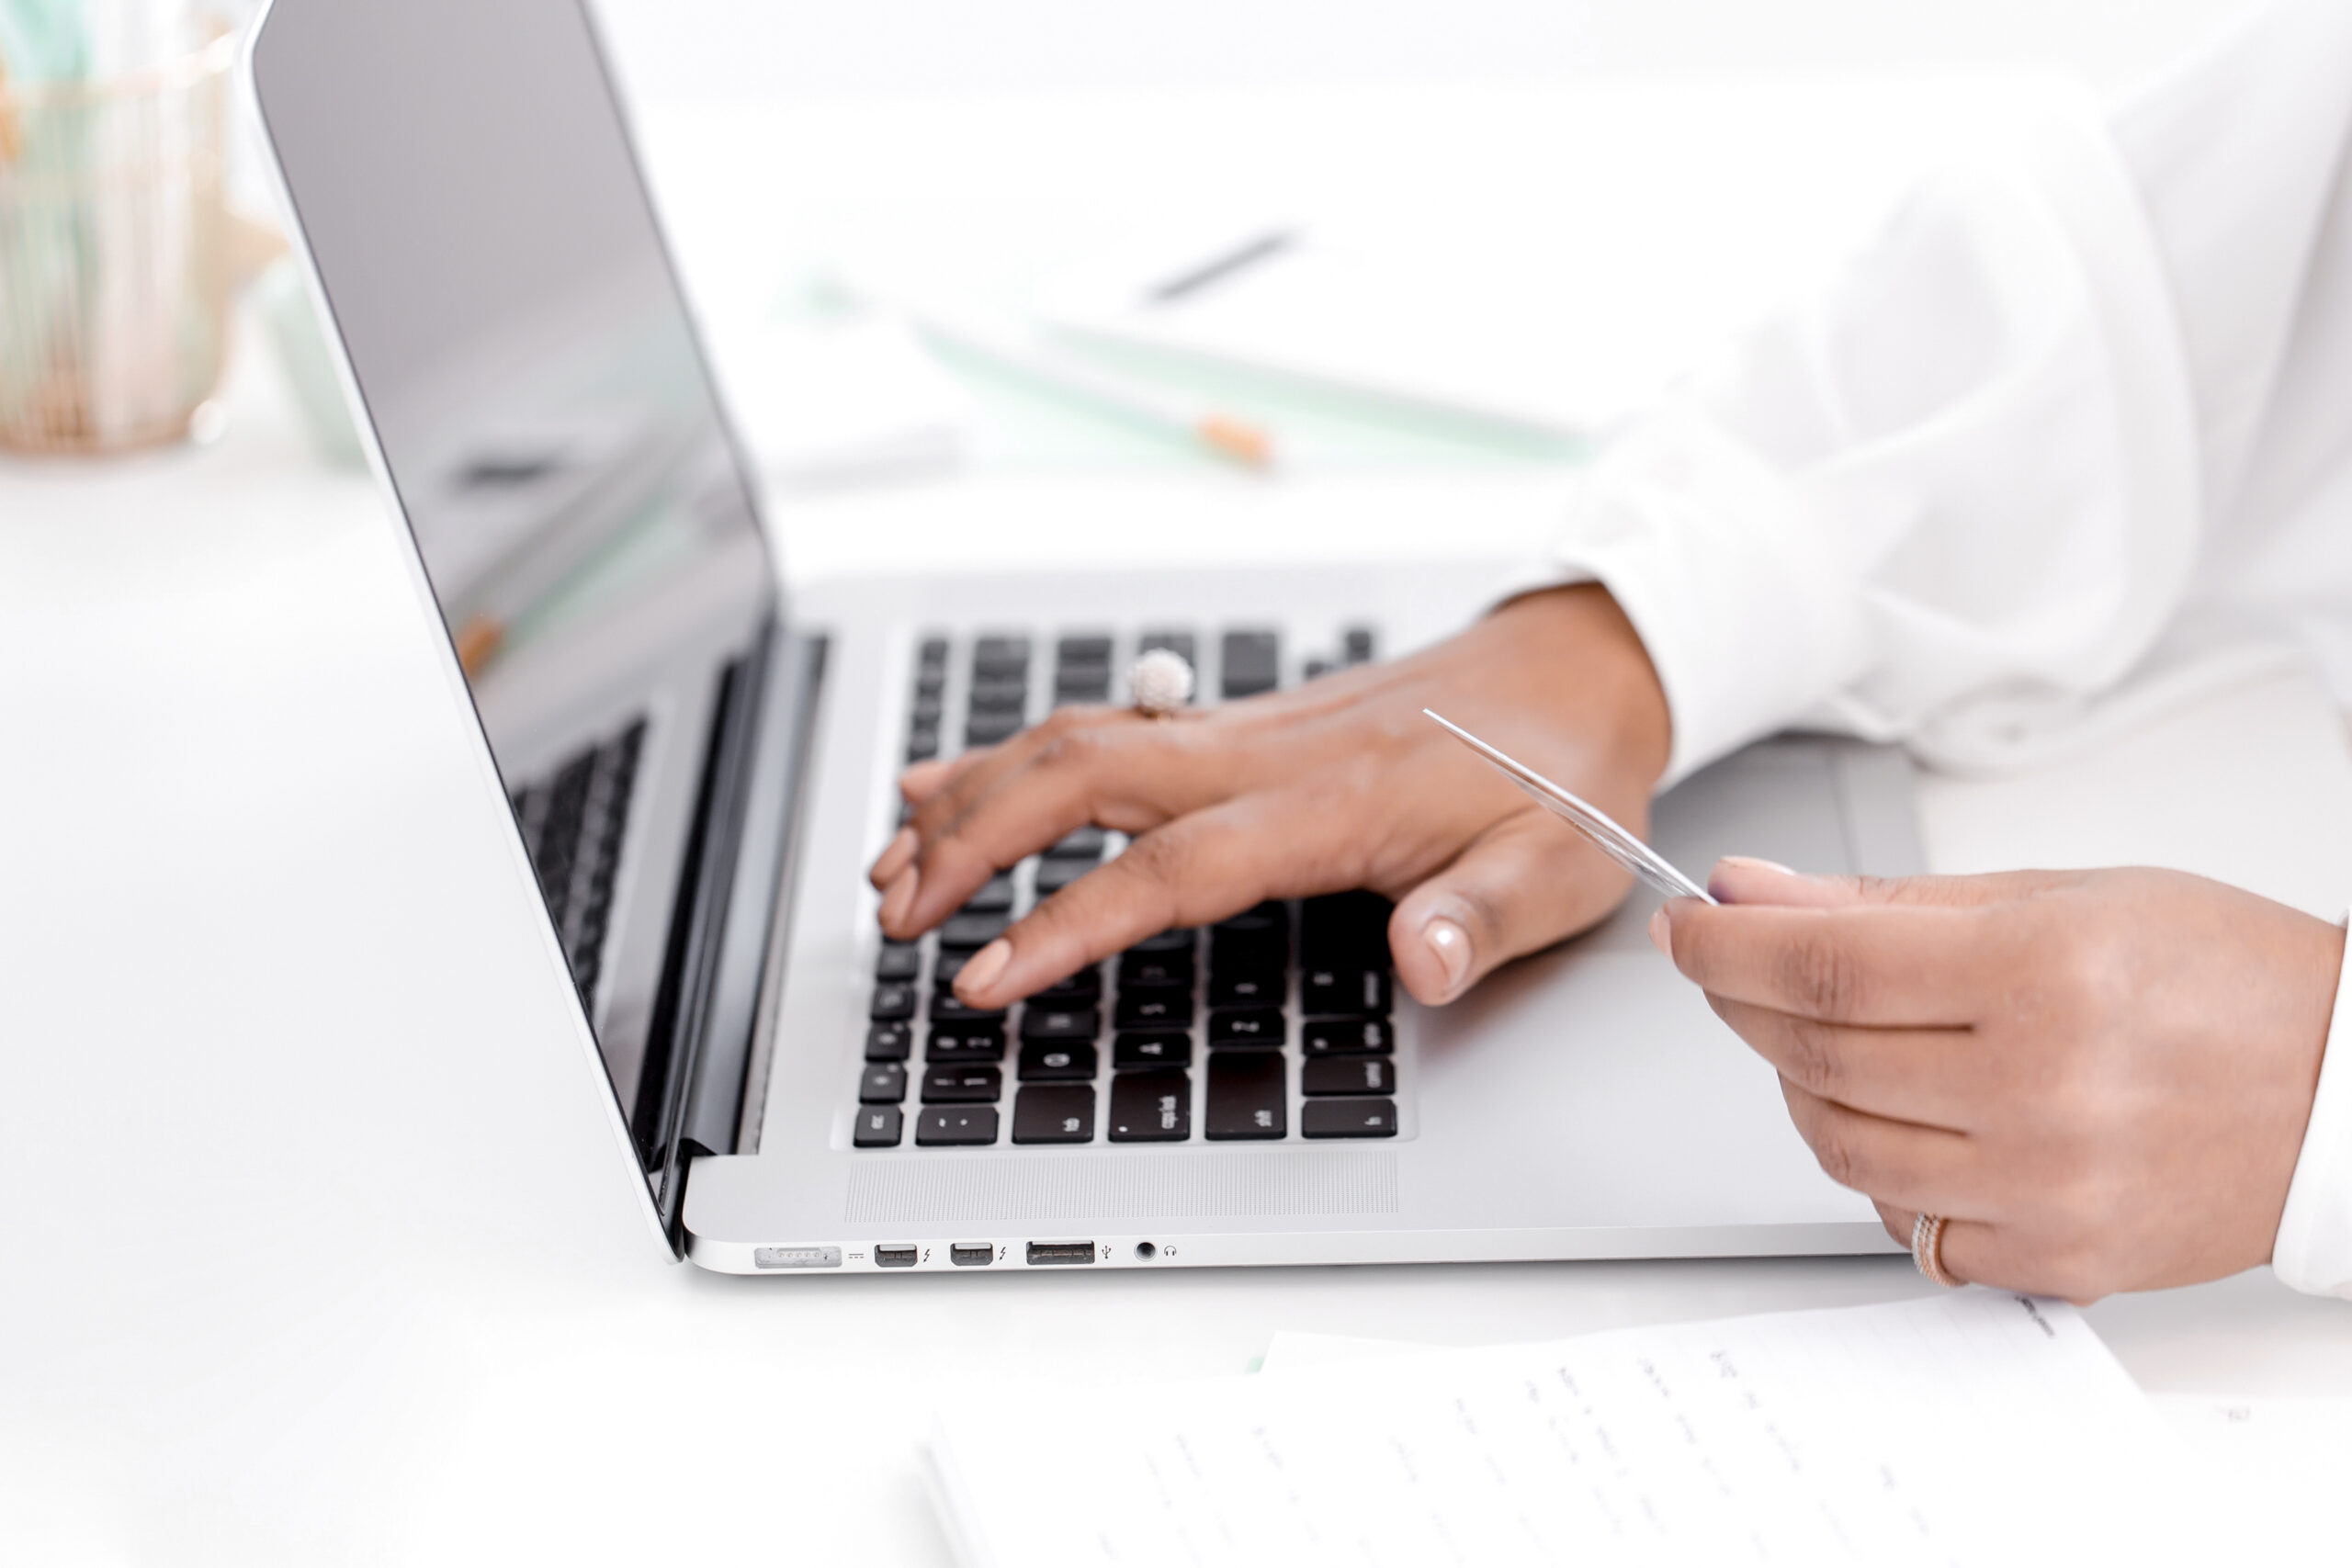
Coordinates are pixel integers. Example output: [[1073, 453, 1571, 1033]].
[[1033, 73, 2099, 441], [931, 1291, 2205, 1568]]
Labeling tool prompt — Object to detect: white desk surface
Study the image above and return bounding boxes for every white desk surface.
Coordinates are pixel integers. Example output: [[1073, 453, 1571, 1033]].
[[10, 84, 2352, 1564]]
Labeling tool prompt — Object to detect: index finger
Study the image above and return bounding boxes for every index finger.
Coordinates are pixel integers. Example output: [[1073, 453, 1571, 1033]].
[[1660, 899, 1994, 1026], [956, 785, 1371, 1008]]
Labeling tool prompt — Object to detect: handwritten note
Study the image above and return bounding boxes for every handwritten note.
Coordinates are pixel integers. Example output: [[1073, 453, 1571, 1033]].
[[928, 1292, 2203, 1567]]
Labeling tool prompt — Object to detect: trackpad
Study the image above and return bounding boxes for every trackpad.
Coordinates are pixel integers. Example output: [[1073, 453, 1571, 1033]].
[[1405, 739, 1917, 1233]]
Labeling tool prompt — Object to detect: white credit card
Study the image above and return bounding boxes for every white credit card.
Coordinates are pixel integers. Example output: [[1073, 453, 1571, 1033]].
[[1425, 710, 1715, 905]]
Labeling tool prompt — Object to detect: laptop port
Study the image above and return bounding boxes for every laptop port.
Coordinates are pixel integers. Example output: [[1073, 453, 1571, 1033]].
[[950, 1243, 994, 1268], [875, 1244, 919, 1268], [1026, 1240, 1095, 1266]]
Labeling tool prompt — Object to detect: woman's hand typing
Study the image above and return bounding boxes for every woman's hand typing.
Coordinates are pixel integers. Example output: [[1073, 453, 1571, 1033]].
[[868, 584, 1672, 1012]]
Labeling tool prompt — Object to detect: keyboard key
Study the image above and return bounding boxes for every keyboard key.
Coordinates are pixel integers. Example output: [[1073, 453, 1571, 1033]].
[[854, 1105, 904, 1147], [1108, 1068, 1192, 1143], [916, 1106, 999, 1146], [915, 664, 946, 695], [1012, 1084, 1096, 1145], [906, 728, 939, 762], [911, 692, 944, 726], [918, 636, 950, 669], [1054, 680, 1109, 707], [1302, 966, 1391, 1018], [1020, 1005, 1101, 1043], [1214, 900, 1286, 937], [1304, 1055, 1395, 1096], [1125, 926, 1195, 955], [1114, 1031, 1192, 1070], [1342, 626, 1376, 664], [974, 634, 1031, 666], [876, 942, 922, 982], [928, 992, 1008, 1026], [1302, 891, 1393, 964], [1207, 967, 1283, 1009], [870, 982, 916, 1021], [966, 713, 1023, 746], [968, 674, 1029, 711], [1206, 1050, 1287, 1140], [1220, 628, 1281, 698], [924, 1026, 1006, 1063], [938, 912, 1011, 951], [865, 1021, 913, 1062], [1019, 1042, 1098, 1081], [1057, 634, 1114, 664], [1046, 827, 1108, 861], [1304, 657, 1333, 682], [971, 660, 1029, 690], [860, 1063, 907, 1104], [922, 1066, 1002, 1104], [933, 947, 971, 986], [1114, 986, 1193, 1031], [1303, 1017, 1396, 1056], [1119, 950, 1193, 987], [1033, 966, 1102, 1002], [1208, 1007, 1285, 1047], [1035, 857, 1093, 894], [1211, 904, 1289, 971], [1137, 630, 1196, 665], [1303, 1098, 1397, 1138], [961, 874, 1016, 915]]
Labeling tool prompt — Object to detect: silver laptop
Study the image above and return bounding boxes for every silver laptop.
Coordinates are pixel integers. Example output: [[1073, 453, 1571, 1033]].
[[248, 0, 1918, 1274]]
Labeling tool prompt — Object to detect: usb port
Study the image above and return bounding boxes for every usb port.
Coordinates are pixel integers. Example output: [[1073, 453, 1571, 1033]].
[[950, 1243, 994, 1268], [875, 1244, 918, 1268], [1026, 1240, 1095, 1266]]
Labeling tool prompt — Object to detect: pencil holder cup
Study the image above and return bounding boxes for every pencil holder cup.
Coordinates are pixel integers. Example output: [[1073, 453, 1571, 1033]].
[[0, 20, 236, 455]]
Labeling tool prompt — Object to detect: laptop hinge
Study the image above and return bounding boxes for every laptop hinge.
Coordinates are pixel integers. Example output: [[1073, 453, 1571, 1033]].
[[634, 618, 829, 1255], [681, 628, 829, 1166], [635, 620, 770, 1249]]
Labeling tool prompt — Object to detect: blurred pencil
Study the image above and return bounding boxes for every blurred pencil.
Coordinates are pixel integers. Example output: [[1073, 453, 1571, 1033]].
[[910, 310, 1276, 471]]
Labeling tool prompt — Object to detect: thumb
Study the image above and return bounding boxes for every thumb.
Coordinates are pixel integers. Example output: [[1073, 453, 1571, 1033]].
[[1705, 856, 2071, 910], [1389, 812, 1632, 1006]]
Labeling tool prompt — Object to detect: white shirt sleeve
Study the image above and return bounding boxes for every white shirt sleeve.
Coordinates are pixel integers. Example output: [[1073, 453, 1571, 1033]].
[[1543, 0, 2352, 785], [1532, 0, 2352, 1298], [2275, 916, 2352, 1298]]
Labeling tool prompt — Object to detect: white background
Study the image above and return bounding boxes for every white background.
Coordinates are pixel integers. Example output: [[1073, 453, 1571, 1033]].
[[588, 0, 2257, 97], [7, 3, 2347, 1565]]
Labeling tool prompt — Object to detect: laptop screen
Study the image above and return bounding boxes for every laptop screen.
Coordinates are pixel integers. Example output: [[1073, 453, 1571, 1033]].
[[252, 0, 779, 1156]]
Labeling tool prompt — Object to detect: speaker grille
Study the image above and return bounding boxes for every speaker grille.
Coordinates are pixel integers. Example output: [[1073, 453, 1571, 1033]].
[[843, 1150, 1400, 1224]]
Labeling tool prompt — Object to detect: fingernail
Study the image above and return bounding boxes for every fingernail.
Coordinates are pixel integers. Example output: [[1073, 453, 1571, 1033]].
[[956, 939, 1012, 1001], [1718, 855, 1796, 876], [879, 864, 920, 931], [899, 760, 949, 797], [873, 826, 918, 884], [1423, 917, 1472, 999], [1648, 906, 1671, 958]]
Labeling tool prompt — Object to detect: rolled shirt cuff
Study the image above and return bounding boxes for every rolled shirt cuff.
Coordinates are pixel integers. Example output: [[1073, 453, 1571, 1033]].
[[2272, 908, 2352, 1298], [1507, 411, 1873, 788]]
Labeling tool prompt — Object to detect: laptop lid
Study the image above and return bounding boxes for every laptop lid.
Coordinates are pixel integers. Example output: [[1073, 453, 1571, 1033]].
[[248, 0, 797, 1245]]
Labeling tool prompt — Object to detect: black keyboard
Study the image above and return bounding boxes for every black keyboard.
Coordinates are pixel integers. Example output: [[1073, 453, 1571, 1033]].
[[510, 718, 646, 1007], [855, 627, 1402, 1151]]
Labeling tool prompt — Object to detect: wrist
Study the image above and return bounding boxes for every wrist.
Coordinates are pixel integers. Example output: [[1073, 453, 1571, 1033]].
[[1486, 583, 1673, 790]]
